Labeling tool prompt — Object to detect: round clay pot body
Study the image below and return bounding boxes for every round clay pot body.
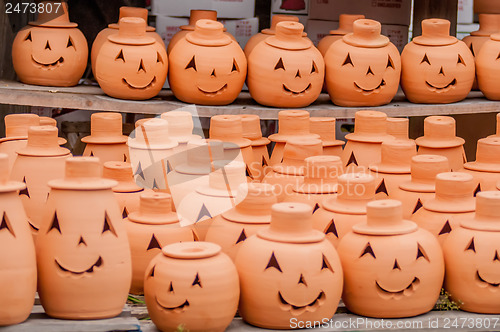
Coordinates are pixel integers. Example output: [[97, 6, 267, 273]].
[[169, 20, 246, 106], [11, 2, 88, 87], [144, 242, 239, 332], [338, 200, 444, 318], [476, 33, 500, 100], [463, 137, 500, 191], [95, 17, 168, 100], [83, 143, 129, 164], [401, 19, 474, 104], [235, 203, 343, 329], [36, 157, 131, 319], [0, 154, 36, 326], [248, 22, 324, 108], [325, 19, 401, 107], [317, 14, 365, 57]]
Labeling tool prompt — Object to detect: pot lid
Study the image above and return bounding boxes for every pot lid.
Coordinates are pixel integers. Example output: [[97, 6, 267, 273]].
[[272, 137, 323, 175], [81, 112, 128, 144], [108, 6, 155, 32], [415, 116, 464, 148], [174, 139, 225, 175], [343, 19, 390, 48], [103, 161, 143, 193], [196, 160, 246, 197], [345, 110, 394, 143], [262, 14, 301, 35], [128, 192, 179, 224], [461, 191, 500, 231], [471, 14, 500, 36], [399, 155, 450, 193], [464, 137, 500, 173], [29, 1, 77, 28], [186, 19, 232, 46], [266, 21, 312, 50], [0, 113, 39, 143], [330, 14, 365, 35], [353, 200, 418, 235], [309, 117, 345, 147], [162, 241, 221, 259], [209, 115, 251, 148], [413, 18, 458, 46], [423, 172, 476, 213], [108, 17, 155, 45], [269, 110, 319, 143], [222, 183, 276, 223], [322, 173, 376, 214], [49, 157, 117, 190], [386, 117, 410, 140], [161, 111, 201, 144], [180, 9, 218, 30], [369, 140, 416, 174], [128, 118, 178, 150], [293, 156, 342, 194], [16, 126, 70, 157]]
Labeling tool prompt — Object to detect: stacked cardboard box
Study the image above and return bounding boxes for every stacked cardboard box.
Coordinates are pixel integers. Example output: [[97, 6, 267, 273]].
[[270, 0, 309, 29]]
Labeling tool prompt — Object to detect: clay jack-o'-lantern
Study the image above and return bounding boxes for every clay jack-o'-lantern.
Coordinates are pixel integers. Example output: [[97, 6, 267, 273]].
[[12, 1, 88, 87]]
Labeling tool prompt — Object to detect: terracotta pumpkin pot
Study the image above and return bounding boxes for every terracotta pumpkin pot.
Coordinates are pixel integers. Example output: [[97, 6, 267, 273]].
[[125, 192, 195, 295], [263, 138, 323, 202], [338, 200, 444, 318], [10, 126, 71, 237], [91, 6, 163, 75], [325, 19, 401, 107], [248, 22, 324, 108], [476, 32, 500, 100], [37, 157, 131, 319], [268, 110, 319, 167], [0, 114, 39, 175], [475, 0, 500, 14], [341, 110, 394, 173], [310, 117, 344, 157], [206, 183, 277, 261], [369, 139, 416, 199], [169, 20, 246, 106], [317, 14, 365, 57], [144, 242, 239, 332], [235, 202, 343, 329], [312, 173, 376, 248], [391, 155, 451, 220], [0, 154, 36, 326], [464, 137, 500, 191], [12, 1, 88, 87], [95, 17, 168, 100], [386, 117, 412, 141], [443, 191, 500, 313], [240, 114, 270, 181], [416, 116, 466, 171], [284, 155, 342, 209]]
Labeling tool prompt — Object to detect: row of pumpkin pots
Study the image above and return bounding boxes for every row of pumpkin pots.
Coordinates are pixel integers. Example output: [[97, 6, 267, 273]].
[[15, 2, 500, 107]]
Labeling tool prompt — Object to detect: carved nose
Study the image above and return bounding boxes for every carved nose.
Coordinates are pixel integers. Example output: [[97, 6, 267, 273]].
[[295, 69, 301, 78], [45, 41, 51, 50], [392, 259, 401, 270], [138, 59, 146, 73], [211, 69, 216, 77], [168, 281, 174, 293], [298, 273, 307, 286], [366, 66, 374, 76], [439, 66, 445, 76], [78, 236, 87, 247], [494, 251, 500, 262]]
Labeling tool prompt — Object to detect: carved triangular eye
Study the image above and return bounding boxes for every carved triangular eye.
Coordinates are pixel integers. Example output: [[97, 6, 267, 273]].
[[102, 212, 117, 237], [376, 179, 388, 195], [122, 207, 128, 219], [192, 273, 202, 287], [412, 199, 423, 214], [321, 254, 333, 272], [470, 43, 475, 56], [0, 212, 15, 237], [421, 54, 430, 65], [466, 237, 476, 252], [25, 31, 32, 42], [115, 50, 125, 62], [67, 37, 74, 48], [196, 204, 212, 222], [148, 265, 155, 278], [324, 219, 338, 238], [19, 177, 30, 198], [416, 243, 429, 261], [342, 53, 353, 66], [231, 59, 239, 72], [135, 162, 145, 180], [311, 61, 318, 73], [185, 56, 197, 71], [265, 252, 282, 272], [438, 220, 452, 235], [387, 55, 394, 69], [360, 242, 376, 258], [497, 52, 500, 60], [274, 57, 285, 70], [474, 183, 481, 197], [312, 203, 320, 214], [45, 41, 51, 50], [457, 54, 465, 65], [48, 212, 61, 234], [147, 234, 161, 250], [235, 229, 247, 244], [346, 152, 358, 167], [156, 51, 163, 64]]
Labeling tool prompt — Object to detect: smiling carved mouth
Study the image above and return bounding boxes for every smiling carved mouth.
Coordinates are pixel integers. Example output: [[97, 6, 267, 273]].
[[354, 79, 386, 94], [283, 83, 312, 95], [278, 291, 325, 315], [376, 277, 420, 299], [425, 79, 457, 92], [28, 220, 39, 232], [31, 55, 64, 68], [122, 77, 156, 90], [198, 83, 228, 96], [156, 298, 190, 312], [56, 256, 103, 275], [476, 271, 500, 289]]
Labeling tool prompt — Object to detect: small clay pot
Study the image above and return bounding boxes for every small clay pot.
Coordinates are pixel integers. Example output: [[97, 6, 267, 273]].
[[144, 242, 239, 332], [317, 14, 365, 57], [309, 117, 344, 157], [0, 154, 36, 326], [235, 202, 343, 329], [12, 1, 88, 87], [476, 32, 500, 99], [443, 191, 500, 313], [325, 19, 401, 107], [415, 116, 466, 171], [401, 19, 474, 104], [125, 192, 195, 295], [169, 20, 246, 106], [248, 22, 324, 108], [241, 114, 270, 181], [95, 17, 168, 100], [386, 117, 412, 141], [37, 157, 131, 319], [463, 137, 500, 191], [338, 200, 444, 318], [312, 173, 376, 248]]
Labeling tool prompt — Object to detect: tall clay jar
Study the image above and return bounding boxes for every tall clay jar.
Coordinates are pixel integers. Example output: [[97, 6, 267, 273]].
[[463, 137, 500, 191], [0, 154, 36, 326], [125, 192, 195, 295], [310, 117, 345, 157], [401, 19, 474, 104], [312, 173, 376, 248], [91, 6, 163, 75], [144, 242, 239, 332], [12, 1, 88, 87], [248, 22, 324, 108], [235, 203, 343, 329], [476, 33, 500, 100], [325, 19, 401, 107], [95, 17, 168, 100], [37, 157, 131, 319], [443, 191, 500, 314], [206, 183, 277, 261], [317, 14, 365, 57], [241, 114, 271, 181], [169, 20, 246, 106], [337, 200, 444, 318], [412, 172, 476, 246], [10, 126, 71, 236]]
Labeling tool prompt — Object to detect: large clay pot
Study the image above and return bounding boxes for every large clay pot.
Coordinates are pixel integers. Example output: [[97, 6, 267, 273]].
[[248, 22, 324, 108], [369, 140, 416, 199], [325, 19, 401, 107], [268, 110, 319, 167], [12, 1, 88, 87], [169, 20, 246, 106], [91, 6, 162, 75], [95, 17, 168, 100], [475, 0, 500, 14], [206, 183, 277, 261], [235, 202, 343, 329], [310, 117, 344, 157], [391, 155, 451, 219], [312, 173, 376, 248], [416, 116, 466, 171], [0, 114, 39, 174], [412, 172, 476, 246], [10, 126, 71, 237], [317, 14, 365, 57], [338, 200, 444, 318], [401, 19, 474, 104], [341, 110, 394, 172], [476, 32, 500, 100], [240, 114, 270, 181], [464, 137, 500, 191], [144, 242, 239, 332], [125, 192, 195, 295], [37, 157, 131, 319], [386, 117, 412, 141], [284, 155, 342, 209], [0, 154, 36, 326], [443, 191, 500, 313], [263, 138, 323, 202]]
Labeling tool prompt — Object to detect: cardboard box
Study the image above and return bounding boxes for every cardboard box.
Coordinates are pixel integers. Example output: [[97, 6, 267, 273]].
[[381, 24, 409, 53], [309, 0, 411, 26], [151, 0, 254, 19], [458, 0, 474, 24], [271, 0, 309, 15], [269, 13, 309, 31]]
